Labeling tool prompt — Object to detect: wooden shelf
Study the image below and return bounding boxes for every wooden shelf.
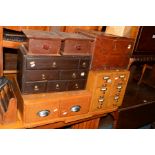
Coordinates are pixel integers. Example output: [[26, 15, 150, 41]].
[[3, 40, 25, 49]]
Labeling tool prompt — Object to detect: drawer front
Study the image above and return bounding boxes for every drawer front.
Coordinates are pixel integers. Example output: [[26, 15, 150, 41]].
[[63, 40, 92, 55], [23, 82, 46, 94], [24, 101, 59, 123], [114, 40, 133, 54], [79, 58, 91, 69], [24, 70, 59, 81], [26, 57, 52, 70], [29, 39, 61, 55], [67, 80, 86, 90], [59, 94, 91, 117], [47, 81, 68, 92], [60, 70, 88, 80]]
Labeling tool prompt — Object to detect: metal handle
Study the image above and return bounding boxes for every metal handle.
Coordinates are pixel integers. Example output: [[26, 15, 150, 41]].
[[117, 85, 122, 89], [56, 84, 60, 89], [100, 87, 107, 91], [119, 75, 125, 79], [103, 76, 110, 80], [75, 83, 79, 89], [37, 110, 50, 117], [70, 105, 81, 112], [52, 62, 57, 68], [98, 96, 104, 103], [114, 95, 119, 100], [72, 73, 77, 79], [80, 72, 85, 77], [34, 85, 39, 91], [127, 44, 132, 49], [82, 62, 86, 68], [43, 44, 50, 50], [42, 74, 46, 80], [30, 61, 35, 68], [75, 45, 81, 50]]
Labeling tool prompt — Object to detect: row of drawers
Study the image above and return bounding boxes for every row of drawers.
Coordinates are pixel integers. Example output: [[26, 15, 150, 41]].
[[23, 70, 88, 81], [22, 80, 86, 94], [22, 90, 91, 124]]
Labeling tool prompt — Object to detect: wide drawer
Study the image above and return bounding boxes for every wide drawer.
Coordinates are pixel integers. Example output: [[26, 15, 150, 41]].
[[60, 70, 88, 80], [23, 81, 47, 94], [24, 70, 59, 81], [62, 39, 92, 56], [24, 100, 60, 123], [59, 92, 91, 117], [67, 80, 86, 90], [47, 80, 68, 92], [26, 57, 80, 70]]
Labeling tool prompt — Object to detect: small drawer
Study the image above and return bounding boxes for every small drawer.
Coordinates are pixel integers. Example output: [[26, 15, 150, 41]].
[[79, 58, 91, 69], [24, 100, 59, 123], [62, 40, 92, 56], [67, 80, 86, 90], [24, 70, 59, 81], [28, 39, 61, 55], [47, 81, 68, 92], [23, 82, 46, 94], [59, 92, 91, 117], [26, 57, 52, 70]]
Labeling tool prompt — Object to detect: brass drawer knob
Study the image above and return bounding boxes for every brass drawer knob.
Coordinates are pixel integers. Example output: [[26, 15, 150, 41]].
[[117, 85, 122, 89], [98, 96, 104, 103], [114, 95, 119, 100], [34, 85, 39, 91], [80, 72, 85, 77], [30, 61, 35, 68], [72, 73, 77, 79], [75, 83, 79, 89], [101, 87, 107, 91], [70, 105, 81, 112], [52, 62, 57, 68], [41, 74, 46, 80], [75, 45, 81, 50], [119, 75, 125, 79], [82, 62, 86, 68], [56, 84, 60, 89], [37, 110, 50, 117], [103, 76, 110, 80], [127, 44, 132, 49]]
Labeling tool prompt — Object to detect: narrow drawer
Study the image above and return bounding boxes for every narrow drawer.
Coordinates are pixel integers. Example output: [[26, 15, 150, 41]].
[[24, 70, 59, 81], [23, 82, 46, 94], [67, 80, 86, 90], [24, 100, 59, 123], [47, 81, 68, 92], [59, 92, 91, 117], [62, 40, 92, 56], [28, 39, 61, 55]]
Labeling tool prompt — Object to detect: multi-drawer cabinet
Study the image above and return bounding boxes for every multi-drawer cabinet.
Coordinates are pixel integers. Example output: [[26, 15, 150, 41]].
[[86, 70, 130, 112], [77, 30, 134, 70], [17, 45, 91, 94], [21, 90, 91, 124]]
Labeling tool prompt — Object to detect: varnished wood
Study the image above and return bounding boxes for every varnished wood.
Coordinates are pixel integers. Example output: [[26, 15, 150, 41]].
[[3, 40, 25, 49], [72, 118, 100, 129], [0, 27, 3, 76]]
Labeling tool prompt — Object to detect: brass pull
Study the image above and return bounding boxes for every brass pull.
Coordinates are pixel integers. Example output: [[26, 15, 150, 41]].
[[52, 62, 57, 68], [82, 62, 86, 68], [98, 96, 104, 103], [100, 87, 107, 92], [75, 45, 81, 50], [37, 110, 50, 117], [70, 105, 81, 112], [75, 83, 79, 89], [72, 73, 77, 79], [114, 95, 119, 101], [30, 61, 35, 68], [80, 72, 85, 77], [34, 85, 39, 91], [41, 74, 46, 80], [127, 44, 132, 49], [55, 84, 60, 89], [119, 75, 125, 79], [43, 44, 50, 50], [103, 76, 110, 80], [117, 85, 122, 89]]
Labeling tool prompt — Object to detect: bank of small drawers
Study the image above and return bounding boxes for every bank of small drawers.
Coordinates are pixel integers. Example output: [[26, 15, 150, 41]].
[[17, 45, 91, 94], [86, 70, 130, 112]]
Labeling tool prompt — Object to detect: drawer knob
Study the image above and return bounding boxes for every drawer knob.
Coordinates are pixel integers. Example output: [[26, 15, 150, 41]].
[[30, 61, 35, 68], [52, 62, 57, 68], [43, 44, 50, 50], [75, 45, 81, 50], [80, 72, 85, 77], [72, 73, 77, 79], [82, 62, 87, 68], [75, 83, 79, 89], [117, 85, 122, 89], [120, 75, 125, 79], [98, 96, 104, 103], [42, 74, 46, 80], [127, 44, 132, 49], [103, 76, 110, 80], [70, 105, 81, 112], [114, 95, 119, 100], [56, 84, 60, 89], [34, 85, 39, 91], [37, 110, 50, 117], [101, 87, 107, 91]]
